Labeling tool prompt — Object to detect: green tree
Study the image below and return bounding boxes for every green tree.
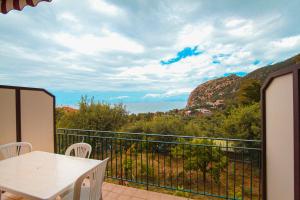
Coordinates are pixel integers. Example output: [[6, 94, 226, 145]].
[[222, 103, 261, 140], [57, 96, 128, 131], [236, 79, 261, 105], [55, 107, 66, 124], [172, 139, 226, 184], [183, 112, 225, 137], [123, 158, 133, 178], [121, 115, 185, 135]]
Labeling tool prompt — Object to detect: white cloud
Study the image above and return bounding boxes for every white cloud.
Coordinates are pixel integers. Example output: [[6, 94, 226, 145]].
[[144, 93, 161, 98], [223, 16, 282, 39], [223, 50, 253, 66], [143, 88, 192, 99], [176, 23, 214, 48], [57, 12, 78, 23], [227, 20, 255, 37], [56, 12, 82, 31], [0, 41, 44, 62], [224, 18, 246, 27], [164, 88, 193, 96], [52, 30, 144, 54], [110, 95, 129, 100], [66, 64, 95, 72], [271, 35, 300, 49], [88, 0, 122, 16]]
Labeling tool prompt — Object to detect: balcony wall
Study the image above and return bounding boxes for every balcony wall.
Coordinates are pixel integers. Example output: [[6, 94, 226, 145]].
[[0, 85, 55, 153], [265, 73, 294, 200], [262, 63, 300, 200]]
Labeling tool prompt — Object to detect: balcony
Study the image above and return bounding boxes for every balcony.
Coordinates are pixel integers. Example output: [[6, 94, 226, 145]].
[[55, 128, 262, 200], [0, 86, 262, 199]]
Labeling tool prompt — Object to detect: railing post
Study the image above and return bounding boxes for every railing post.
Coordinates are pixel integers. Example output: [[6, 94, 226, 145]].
[[120, 139, 123, 182], [226, 140, 229, 199], [146, 135, 149, 190]]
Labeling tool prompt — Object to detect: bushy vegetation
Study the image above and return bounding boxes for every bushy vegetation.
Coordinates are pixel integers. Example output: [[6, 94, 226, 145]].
[[57, 78, 262, 140], [121, 115, 185, 135], [57, 96, 128, 131], [223, 103, 261, 140], [236, 78, 261, 105], [171, 139, 227, 184], [56, 96, 261, 141]]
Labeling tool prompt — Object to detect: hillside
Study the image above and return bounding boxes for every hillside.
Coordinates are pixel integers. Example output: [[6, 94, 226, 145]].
[[244, 54, 300, 82], [187, 75, 241, 108], [187, 53, 300, 108]]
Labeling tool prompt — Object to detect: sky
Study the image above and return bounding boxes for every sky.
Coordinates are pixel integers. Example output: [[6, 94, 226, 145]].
[[1, 0, 300, 110]]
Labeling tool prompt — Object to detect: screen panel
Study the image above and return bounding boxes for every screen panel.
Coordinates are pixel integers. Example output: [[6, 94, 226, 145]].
[[21, 90, 54, 152], [0, 88, 16, 145], [266, 73, 294, 200]]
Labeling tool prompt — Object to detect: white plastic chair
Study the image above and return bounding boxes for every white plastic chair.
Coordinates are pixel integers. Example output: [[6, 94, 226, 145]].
[[60, 158, 109, 200], [0, 142, 32, 198], [0, 142, 32, 160], [65, 143, 92, 158]]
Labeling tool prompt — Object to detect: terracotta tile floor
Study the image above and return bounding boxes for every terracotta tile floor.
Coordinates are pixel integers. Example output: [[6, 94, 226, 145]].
[[1, 182, 190, 200]]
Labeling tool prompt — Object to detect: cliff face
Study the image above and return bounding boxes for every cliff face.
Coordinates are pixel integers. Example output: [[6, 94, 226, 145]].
[[187, 53, 300, 108], [187, 75, 240, 108]]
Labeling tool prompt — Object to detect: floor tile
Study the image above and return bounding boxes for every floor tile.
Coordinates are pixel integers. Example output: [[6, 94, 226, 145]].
[[3, 182, 190, 200]]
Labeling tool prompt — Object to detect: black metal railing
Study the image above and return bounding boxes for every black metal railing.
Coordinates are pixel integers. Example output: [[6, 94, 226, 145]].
[[56, 128, 261, 200]]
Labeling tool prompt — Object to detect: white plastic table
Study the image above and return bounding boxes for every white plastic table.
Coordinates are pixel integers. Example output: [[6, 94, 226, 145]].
[[0, 151, 102, 200]]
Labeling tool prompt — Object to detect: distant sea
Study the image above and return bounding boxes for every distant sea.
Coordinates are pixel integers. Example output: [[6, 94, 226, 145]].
[[59, 101, 186, 114], [53, 91, 187, 114], [124, 101, 186, 113]]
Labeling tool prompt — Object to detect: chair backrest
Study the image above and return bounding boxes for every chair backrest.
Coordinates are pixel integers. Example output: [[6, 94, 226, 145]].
[[65, 143, 92, 158], [73, 158, 109, 200], [0, 142, 32, 160]]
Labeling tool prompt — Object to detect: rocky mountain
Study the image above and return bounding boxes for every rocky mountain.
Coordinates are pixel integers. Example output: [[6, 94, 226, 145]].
[[187, 53, 300, 108], [187, 75, 241, 108]]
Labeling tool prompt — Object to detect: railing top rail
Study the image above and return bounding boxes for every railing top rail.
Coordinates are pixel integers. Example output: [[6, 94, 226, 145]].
[[57, 128, 262, 143], [57, 132, 262, 151]]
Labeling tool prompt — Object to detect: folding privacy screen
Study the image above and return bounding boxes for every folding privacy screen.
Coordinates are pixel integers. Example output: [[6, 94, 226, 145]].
[[262, 63, 300, 200], [0, 85, 55, 153]]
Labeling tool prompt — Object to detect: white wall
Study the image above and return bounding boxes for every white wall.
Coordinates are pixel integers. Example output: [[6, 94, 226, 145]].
[[21, 90, 54, 153], [266, 73, 294, 200], [0, 88, 16, 145]]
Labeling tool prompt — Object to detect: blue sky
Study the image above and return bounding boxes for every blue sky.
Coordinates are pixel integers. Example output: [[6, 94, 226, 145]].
[[1, 0, 300, 107]]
